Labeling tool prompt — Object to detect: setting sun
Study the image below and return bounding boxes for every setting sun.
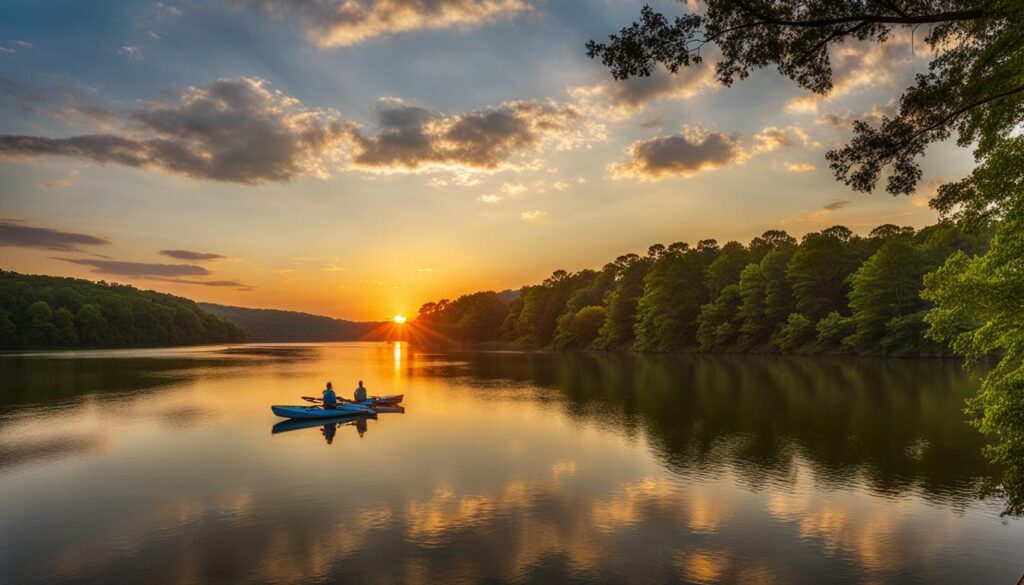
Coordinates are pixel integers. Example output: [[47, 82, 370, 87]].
[[393, 315, 407, 324]]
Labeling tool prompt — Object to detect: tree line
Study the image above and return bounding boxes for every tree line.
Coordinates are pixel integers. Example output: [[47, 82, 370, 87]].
[[0, 270, 247, 348], [198, 302, 386, 343], [415, 221, 991, 357]]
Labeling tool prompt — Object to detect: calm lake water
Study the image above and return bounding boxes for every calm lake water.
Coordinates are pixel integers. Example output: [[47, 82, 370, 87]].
[[1, 343, 1021, 584]]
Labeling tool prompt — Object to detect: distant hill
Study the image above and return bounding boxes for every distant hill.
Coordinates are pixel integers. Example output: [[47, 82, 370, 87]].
[[0, 270, 247, 348], [198, 302, 387, 342]]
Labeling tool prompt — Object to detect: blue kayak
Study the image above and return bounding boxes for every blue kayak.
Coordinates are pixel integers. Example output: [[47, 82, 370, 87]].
[[272, 403, 374, 419]]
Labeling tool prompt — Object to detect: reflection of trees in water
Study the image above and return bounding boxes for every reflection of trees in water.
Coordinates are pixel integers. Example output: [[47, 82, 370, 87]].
[[425, 351, 993, 508], [0, 346, 317, 411]]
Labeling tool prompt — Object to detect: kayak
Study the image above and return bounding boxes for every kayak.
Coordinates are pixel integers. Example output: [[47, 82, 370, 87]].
[[301, 394, 404, 407], [272, 403, 375, 419], [367, 394, 404, 405]]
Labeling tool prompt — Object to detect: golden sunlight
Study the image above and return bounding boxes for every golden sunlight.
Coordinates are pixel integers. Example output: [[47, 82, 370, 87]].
[[393, 315, 407, 324]]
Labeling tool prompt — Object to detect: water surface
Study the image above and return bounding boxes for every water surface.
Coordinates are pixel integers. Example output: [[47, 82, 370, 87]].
[[1, 343, 1020, 584]]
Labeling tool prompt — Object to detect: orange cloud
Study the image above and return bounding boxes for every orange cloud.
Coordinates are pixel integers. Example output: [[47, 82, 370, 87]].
[[252, 0, 533, 47]]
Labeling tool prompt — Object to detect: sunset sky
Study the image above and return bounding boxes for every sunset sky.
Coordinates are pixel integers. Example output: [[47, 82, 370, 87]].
[[0, 0, 974, 321]]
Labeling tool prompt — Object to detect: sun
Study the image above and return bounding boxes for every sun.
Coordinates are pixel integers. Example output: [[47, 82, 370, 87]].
[[393, 314, 407, 324]]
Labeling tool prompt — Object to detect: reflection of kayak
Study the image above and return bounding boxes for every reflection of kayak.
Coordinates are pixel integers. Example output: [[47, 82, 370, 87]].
[[272, 414, 372, 434], [272, 404, 374, 418], [372, 405, 405, 414]]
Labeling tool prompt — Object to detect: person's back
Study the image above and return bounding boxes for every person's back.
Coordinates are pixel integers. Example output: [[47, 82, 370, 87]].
[[354, 380, 367, 402], [322, 382, 338, 409]]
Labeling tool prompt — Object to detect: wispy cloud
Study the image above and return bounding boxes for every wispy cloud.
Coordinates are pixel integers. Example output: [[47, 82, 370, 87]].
[[784, 162, 815, 173], [823, 198, 850, 211], [159, 249, 226, 261], [55, 258, 210, 277], [118, 44, 143, 61], [248, 0, 533, 47], [520, 209, 546, 221], [54, 257, 252, 290], [0, 220, 110, 251], [41, 169, 79, 189]]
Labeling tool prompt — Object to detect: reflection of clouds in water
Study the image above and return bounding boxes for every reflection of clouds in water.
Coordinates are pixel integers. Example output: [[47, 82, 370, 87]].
[[675, 548, 729, 583], [591, 477, 733, 534], [765, 461, 955, 576]]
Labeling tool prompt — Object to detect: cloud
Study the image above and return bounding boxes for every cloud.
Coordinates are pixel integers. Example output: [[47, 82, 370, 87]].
[[477, 193, 502, 203], [0, 40, 31, 55], [814, 104, 888, 130], [159, 249, 226, 261], [823, 199, 850, 211], [0, 77, 350, 184], [610, 130, 744, 181], [249, 0, 532, 47], [784, 162, 815, 173], [785, 40, 915, 113], [501, 181, 527, 194], [348, 97, 588, 175], [570, 64, 718, 119], [119, 45, 143, 61], [0, 220, 111, 251], [150, 277, 251, 290], [55, 258, 211, 277], [41, 169, 79, 189], [751, 126, 815, 153], [520, 209, 546, 221]]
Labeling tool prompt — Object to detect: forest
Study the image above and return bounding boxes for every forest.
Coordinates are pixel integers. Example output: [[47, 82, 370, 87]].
[[0, 270, 247, 348], [414, 221, 992, 357]]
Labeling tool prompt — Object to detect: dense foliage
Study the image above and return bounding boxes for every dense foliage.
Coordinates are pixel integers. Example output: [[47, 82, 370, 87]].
[[198, 303, 384, 343], [586, 0, 1024, 513], [414, 221, 990, 357], [0, 270, 246, 348]]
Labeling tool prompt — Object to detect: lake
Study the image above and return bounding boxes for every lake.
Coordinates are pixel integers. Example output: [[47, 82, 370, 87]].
[[1, 343, 1021, 584]]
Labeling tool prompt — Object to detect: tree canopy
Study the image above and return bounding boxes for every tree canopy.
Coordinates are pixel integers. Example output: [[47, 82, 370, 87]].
[[0, 270, 246, 348]]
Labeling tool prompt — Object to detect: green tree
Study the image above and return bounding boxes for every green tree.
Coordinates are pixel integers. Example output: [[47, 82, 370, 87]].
[[787, 226, 866, 321], [923, 200, 1024, 513], [595, 254, 651, 349], [555, 306, 607, 349], [697, 283, 742, 351], [772, 312, 815, 352], [51, 307, 79, 346], [24, 300, 58, 346], [704, 241, 748, 296], [634, 240, 718, 351], [75, 303, 108, 346], [815, 310, 855, 352], [0, 309, 16, 346], [846, 231, 926, 351]]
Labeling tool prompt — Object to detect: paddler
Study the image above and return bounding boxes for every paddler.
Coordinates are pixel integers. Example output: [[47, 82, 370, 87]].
[[354, 380, 368, 402], [322, 381, 338, 410]]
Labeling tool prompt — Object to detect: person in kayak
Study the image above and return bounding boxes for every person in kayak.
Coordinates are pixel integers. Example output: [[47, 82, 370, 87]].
[[354, 380, 367, 402], [322, 382, 338, 410]]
